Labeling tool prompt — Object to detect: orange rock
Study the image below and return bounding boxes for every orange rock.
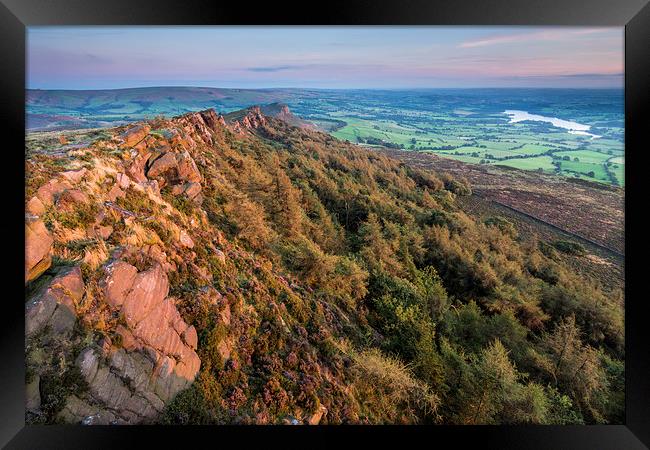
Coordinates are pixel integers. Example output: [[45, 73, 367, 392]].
[[179, 230, 194, 248], [106, 184, 125, 202], [102, 260, 138, 309], [26, 196, 46, 216], [147, 152, 177, 178], [56, 189, 89, 209], [60, 168, 88, 184], [120, 124, 151, 148], [36, 179, 73, 205], [25, 218, 53, 283], [121, 264, 169, 327], [175, 151, 202, 183]]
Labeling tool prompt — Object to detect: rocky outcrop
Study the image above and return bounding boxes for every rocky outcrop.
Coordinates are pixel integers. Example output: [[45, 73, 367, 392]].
[[225, 106, 268, 135], [144, 149, 203, 202], [57, 258, 201, 424], [25, 217, 54, 283], [115, 119, 205, 204], [240, 106, 267, 130]]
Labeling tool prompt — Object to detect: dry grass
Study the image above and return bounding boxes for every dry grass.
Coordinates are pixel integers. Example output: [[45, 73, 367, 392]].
[[124, 222, 162, 248], [82, 240, 109, 270], [335, 339, 439, 423]]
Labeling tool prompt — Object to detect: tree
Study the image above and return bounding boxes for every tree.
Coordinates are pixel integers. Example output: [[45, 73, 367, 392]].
[[468, 340, 551, 424], [538, 315, 608, 422], [414, 266, 448, 321], [271, 161, 303, 236], [358, 213, 400, 274]]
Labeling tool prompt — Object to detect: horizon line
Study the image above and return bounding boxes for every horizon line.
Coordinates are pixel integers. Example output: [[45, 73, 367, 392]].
[[27, 84, 625, 92]]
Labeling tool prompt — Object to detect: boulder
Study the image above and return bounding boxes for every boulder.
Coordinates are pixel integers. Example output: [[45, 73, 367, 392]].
[[36, 179, 73, 205], [120, 125, 151, 148], [50, 266, 85, 303], [116, 325, 139, 351], [124, 150, 152, 183], [132, 298, 186, 357], [106, 184, 125, 202], [67, 346, 159, 424], [26, 196, 46, 216], [170, 184, 185, 196], [54, 257, 201, 424], [25, 289, 57, 336], [176, 151, 202, 183], [182, 326, 198, 350], [184, 182, 202, 200], [121, 264, 169, 327], [147, 152, 177, 178], [59, 395, 119, 425], [116, 173, 131, 190], [179, 230, 194, 248], [25, 218, 53, 283]]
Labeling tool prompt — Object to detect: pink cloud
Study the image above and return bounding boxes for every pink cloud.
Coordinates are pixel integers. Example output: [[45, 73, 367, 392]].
[[459, 28, 612, 48]]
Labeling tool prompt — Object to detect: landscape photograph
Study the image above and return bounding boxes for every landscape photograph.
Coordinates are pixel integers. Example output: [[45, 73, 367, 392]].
[[25, 26, 624, 425]]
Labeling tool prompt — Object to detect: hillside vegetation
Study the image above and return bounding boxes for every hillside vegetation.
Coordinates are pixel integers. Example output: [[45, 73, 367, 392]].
[[24, 106, 624, 425]]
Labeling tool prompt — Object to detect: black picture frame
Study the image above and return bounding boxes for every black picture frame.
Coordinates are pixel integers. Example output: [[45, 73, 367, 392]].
[[2, 0, 649, 448]]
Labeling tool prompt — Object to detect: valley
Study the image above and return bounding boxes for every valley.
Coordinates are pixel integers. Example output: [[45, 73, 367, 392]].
[[24, 105, 625, 425], [27, 87, 625, 186]]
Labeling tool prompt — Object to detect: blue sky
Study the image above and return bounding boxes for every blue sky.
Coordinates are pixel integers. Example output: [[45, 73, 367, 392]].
[[27, 26, 624, 89]]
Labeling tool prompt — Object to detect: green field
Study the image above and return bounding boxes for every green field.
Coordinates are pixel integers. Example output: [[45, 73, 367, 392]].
[[494, 156, 556, 171]]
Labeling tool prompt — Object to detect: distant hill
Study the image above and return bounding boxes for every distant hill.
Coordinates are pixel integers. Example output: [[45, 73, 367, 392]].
[[26, 86, 321, 130]]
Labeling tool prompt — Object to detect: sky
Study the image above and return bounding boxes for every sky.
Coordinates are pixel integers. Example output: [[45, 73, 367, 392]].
[[27, 26, 624, 90]]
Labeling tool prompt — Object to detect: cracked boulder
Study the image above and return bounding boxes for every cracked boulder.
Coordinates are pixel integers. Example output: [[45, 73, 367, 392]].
[[25, 266, 84, 336]]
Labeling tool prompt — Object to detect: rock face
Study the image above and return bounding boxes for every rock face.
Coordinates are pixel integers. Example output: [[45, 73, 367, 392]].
[[25, 217, 54, 283], [59, 259, 201, 424], [25, 109, 229, 425], [25, 266, 84, 336]]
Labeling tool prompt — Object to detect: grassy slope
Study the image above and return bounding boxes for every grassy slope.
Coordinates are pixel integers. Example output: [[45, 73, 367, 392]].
[[26, 109, 624, 425]]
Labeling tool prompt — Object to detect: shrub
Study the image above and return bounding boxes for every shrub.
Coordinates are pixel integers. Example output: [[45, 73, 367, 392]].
[[551, 240, 586, 256], [338, 340, 439, 424]]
